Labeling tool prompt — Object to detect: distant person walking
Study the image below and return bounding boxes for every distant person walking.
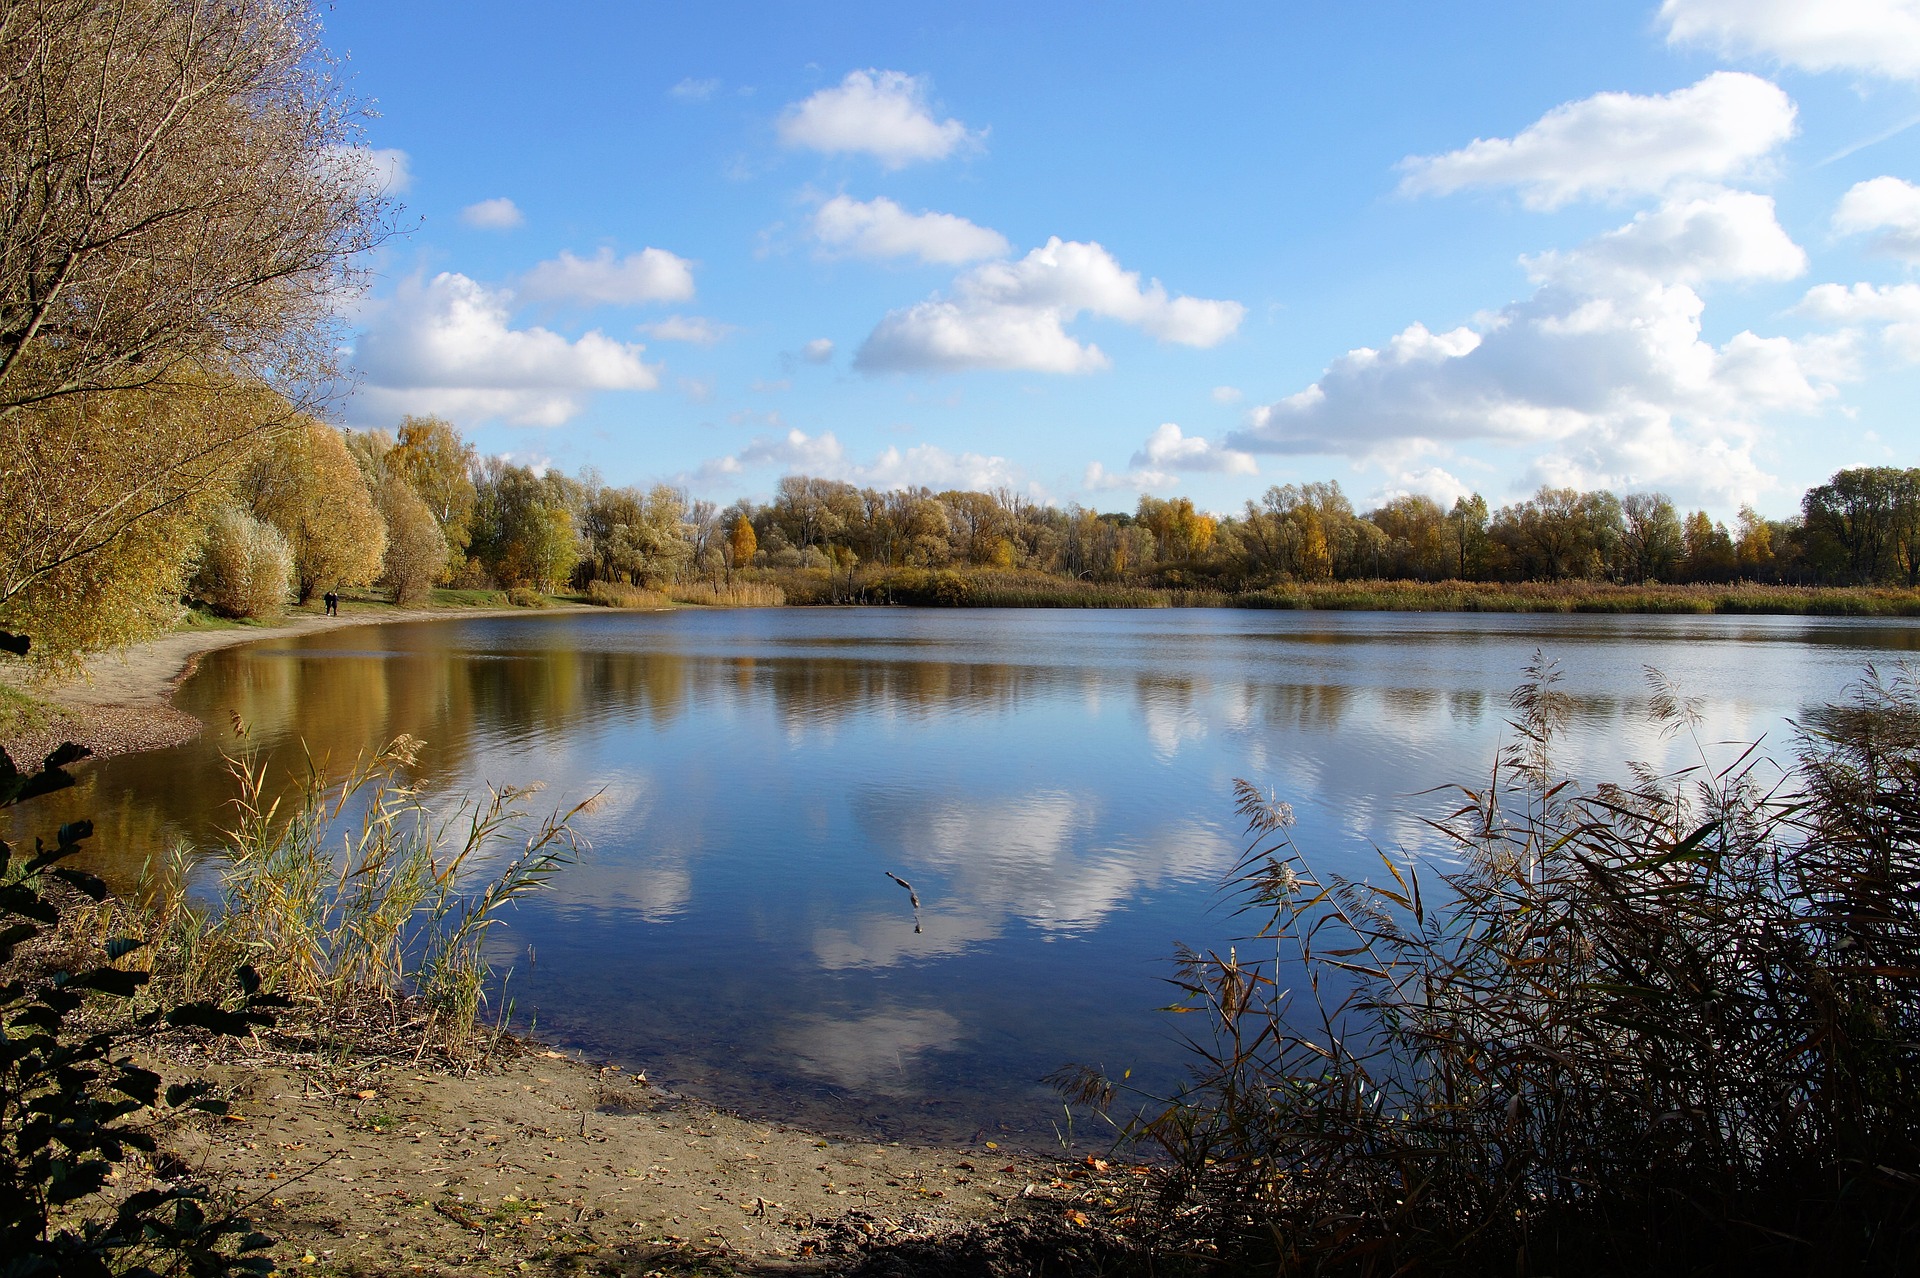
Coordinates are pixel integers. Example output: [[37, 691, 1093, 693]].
[[324, 590, 338, 616]]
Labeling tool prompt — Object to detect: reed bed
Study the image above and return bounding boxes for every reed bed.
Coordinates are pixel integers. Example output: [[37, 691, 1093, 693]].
[[586, 579, 671, 609], [853, 567, 1229, 608], [668, 579, 786, 607], [1062, 659, 1920, 1276], [139, 736, 587, 1060], [1237, 578, 1920, 614]]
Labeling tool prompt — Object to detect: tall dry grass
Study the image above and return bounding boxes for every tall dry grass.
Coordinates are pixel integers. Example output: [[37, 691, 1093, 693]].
[[668, 579, 785, 607], [1062, 658, 1920, 1276], [1238, 578, 1920, 614], [141, 735, 587, 1058], [586, 579, 670, 609]]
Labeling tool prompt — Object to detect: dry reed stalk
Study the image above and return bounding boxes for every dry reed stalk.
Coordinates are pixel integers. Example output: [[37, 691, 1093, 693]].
[[138, 735, 589, 1061], [1061, 657, 1920, 1276]]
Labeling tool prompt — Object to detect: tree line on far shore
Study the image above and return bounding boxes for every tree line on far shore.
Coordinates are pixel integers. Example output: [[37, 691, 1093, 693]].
[[26, 401, 1920, 649], [196, 414, 1920, 602], [0, 0, 1908, 654]]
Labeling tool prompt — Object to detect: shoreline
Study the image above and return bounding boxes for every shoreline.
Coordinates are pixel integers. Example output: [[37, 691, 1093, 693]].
[[14, 585, 1920, 767], [2, 599, 1116, 1273], [160, 1038, 1106, 1276], [0, 603, 590, 765]]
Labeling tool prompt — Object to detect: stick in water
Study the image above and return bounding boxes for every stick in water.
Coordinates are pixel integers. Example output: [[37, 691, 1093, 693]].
[[885, 871, 920, 910]]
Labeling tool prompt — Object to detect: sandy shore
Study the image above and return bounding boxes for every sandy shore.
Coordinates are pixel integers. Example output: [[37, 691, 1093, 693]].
[[158, 1043, 1116, 1276], [0, 604, 579, 765]]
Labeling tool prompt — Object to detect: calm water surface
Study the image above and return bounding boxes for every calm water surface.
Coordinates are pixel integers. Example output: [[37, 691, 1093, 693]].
[[22, 608, 1920, 1143]]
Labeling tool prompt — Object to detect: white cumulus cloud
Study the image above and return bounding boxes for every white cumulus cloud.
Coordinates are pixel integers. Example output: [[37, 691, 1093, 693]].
[[1398, 72, 1796, 209], [1799, 281, 1920, 361], [669, 77, 721, 102], [1229, 194, 1834, 507], [1660, 0, 1920, 80], [801, 338, 836, 364], [1087, 424, 1255, 491], [1133, 423, 1257, 475], [694, 428, 1024, 492], [1084, 461, 1170, 492], [1835, 176, 1920, 261], [638, 314, 736, 345], [459, 197, 524, 230], [1524, 189, 1807, 289], [811, 195, 1009, 264], [520, 247, 697, 306], [348, 272, 660, 427], [856, 238, 1245, 374], [778, 69, 980, 168]]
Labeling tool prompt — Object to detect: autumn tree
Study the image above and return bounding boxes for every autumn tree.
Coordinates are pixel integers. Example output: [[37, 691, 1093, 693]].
[[469, 462, 583, 590], [0, 0, 391, 417], [2, 473, 212, 659], [1682, 511, 1737, 582], [1735, 505, 1776, 576], [1250, 483, 1361, 579], [726, 514, 758, 580], [1137, 495, 1217, 566], [387, 415, 478, 575], [1619, 492, 1686, 583], [191, 505, 291, 618], [375, 477, 446, 605], [1490, 487, 1623, 580], [0, 0, 392, 636], [0, 376, 274, 647], [770, 475, 850, 550], [1447, 494, 1490, 579], [1368, 495, 1450, 580], [244, 418, 386, 600], [583, 484, 692, 586], [941, 490, 1003, 564]]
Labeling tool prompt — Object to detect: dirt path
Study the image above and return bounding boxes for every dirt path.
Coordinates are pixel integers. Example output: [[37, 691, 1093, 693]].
[[1, 604, 585, 764]]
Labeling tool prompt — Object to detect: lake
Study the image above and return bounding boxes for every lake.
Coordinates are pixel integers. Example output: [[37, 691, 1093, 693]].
[[22, 608, 1920, 1145]]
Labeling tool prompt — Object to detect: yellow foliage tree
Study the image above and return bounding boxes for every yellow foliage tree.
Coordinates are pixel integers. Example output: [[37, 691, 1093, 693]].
[[192, 505, 292, 619], [246, 419, 386, 601], [0, 377, 271, 657], [375, 476, 447, 606], [1736, 505, 1774, 571], [1300, 514, 1332, 581], [4, 493, 209, 660], [387, 415, 477, 577], [0, 375, 281, 604], [727, 516, 758, 582]]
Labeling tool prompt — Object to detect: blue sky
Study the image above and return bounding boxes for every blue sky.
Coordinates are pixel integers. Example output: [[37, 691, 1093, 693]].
[[324, 1, 1920, 520]]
